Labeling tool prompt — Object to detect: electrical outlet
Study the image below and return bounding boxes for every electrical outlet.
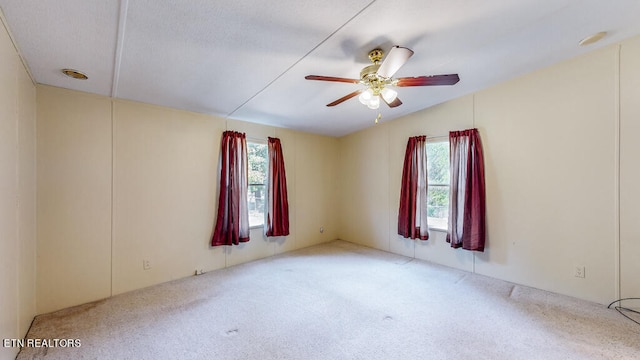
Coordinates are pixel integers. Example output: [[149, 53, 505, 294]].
[[143, 260, 151, 270], [574, 266, 585, 278]]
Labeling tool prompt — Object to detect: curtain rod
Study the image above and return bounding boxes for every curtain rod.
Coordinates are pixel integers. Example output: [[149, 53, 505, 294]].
[[427, 135, 448, 140]]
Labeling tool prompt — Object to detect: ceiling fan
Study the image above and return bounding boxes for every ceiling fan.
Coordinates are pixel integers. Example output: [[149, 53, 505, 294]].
[[305, 46, 460, 110]]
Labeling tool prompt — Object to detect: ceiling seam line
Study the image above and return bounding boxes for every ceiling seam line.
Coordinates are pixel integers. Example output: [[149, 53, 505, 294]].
[[226, 0, 378, 118], [111, 0, 129, 98], [0, 7, 36, 85]]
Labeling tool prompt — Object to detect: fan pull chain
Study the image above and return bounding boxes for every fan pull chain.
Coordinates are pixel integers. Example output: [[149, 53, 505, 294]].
[[375, 113, 382, 124]]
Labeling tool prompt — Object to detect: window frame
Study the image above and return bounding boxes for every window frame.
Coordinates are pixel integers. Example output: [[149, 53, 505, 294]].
[[425, 138, 450, 232], [247, 139, 268, 229]]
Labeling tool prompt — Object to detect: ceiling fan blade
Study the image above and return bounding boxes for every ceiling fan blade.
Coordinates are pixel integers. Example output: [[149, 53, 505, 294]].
[[383, 96, 403, 108], [395, 74, 460, 87], [326, 89, 363, 107], [377, 46, 414, 78], [305, 75, 360, 84]]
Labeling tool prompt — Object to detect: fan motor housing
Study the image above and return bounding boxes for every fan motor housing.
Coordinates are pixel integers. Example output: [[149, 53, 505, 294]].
[[368, 49, 384, 63], [360, 64, 380, 81]]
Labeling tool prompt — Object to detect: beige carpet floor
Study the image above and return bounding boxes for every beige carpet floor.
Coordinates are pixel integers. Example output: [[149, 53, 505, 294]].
[[18, 240, 640, 359]]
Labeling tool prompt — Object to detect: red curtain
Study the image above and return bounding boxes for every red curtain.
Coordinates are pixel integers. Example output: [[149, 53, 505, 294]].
[[266, 137, 290, 237], [211, 131, 250, 246], [398, 135, 429, 240], [447, 129, 486, 251]]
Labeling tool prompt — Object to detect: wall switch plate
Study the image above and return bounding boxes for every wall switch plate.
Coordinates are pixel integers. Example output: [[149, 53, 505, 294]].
[[574, 266, 585, 278], [143, 260, 151, 270]]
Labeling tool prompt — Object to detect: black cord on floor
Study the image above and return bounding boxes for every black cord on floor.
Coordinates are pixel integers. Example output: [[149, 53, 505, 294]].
[[607, 298, 640, 326]]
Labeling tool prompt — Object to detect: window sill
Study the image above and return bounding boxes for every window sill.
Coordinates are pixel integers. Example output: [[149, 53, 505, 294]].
[[428, 226, 447, 233], [250, 225, 264, 230]]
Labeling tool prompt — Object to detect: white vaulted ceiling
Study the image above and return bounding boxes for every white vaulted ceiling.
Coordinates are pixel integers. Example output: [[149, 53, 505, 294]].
[[2, 0, 640, 136]]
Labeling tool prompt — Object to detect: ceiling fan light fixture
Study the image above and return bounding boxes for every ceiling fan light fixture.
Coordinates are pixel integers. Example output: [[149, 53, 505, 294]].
[[380, 87, 398, 103], [366, 96, 380, 110], [359, 88, 374, 104], [359, 88, 381, 109], [305, 45, 460, 109]]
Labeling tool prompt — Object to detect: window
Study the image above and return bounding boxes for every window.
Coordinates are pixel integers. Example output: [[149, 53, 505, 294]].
[[426, 140, 450, 230], [247, 141, 268, 227]]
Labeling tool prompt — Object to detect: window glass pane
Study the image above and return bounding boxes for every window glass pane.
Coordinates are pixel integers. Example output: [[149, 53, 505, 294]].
[[248, 184, 266, 227], [248, 142, 267, 227], [427, 185, 449, 230], [426, 140, 449, 229], [426, 141, 449, 185]]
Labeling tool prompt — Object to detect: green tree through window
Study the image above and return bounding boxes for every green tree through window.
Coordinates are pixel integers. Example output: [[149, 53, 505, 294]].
[[247, 142, 267, 227], [426, 140, 449, 230]]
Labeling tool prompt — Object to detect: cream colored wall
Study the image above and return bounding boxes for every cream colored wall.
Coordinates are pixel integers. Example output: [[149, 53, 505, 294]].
[[112, 100, 225, 295], [620, 36, 640, 306], [36, 87, 113, 314], [338, 38, 640, 305], [0, 17, 36, 360], [474, 45, 617, 303], [36, 87, 339, 312], [338, 124, 390, 251], [16, 45, 37, 339], [292, 132, 339, 248]]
